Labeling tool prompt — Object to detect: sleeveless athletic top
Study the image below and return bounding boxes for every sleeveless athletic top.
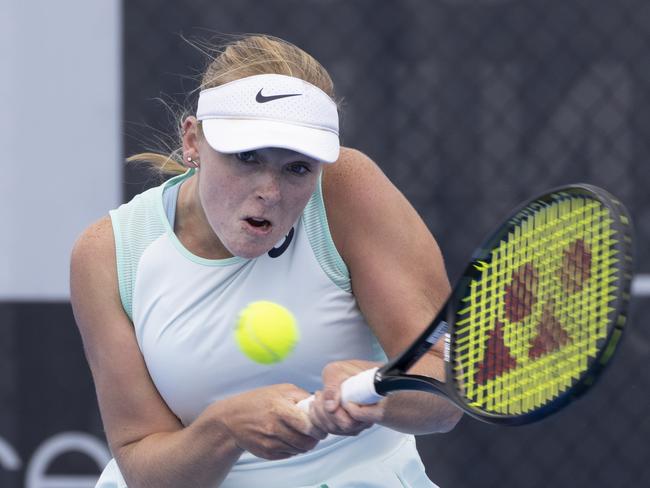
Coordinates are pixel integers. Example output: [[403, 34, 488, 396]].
[[106, 169, 424, 487]]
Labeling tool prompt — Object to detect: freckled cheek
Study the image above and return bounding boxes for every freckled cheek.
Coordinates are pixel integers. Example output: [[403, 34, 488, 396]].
[[292, 186, 317, 212], [287, 197, 310, 222], [200, 192, 240, 235]]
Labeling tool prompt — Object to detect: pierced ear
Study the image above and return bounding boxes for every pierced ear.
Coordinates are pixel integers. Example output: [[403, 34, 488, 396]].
[[184, 155, 200, 168]]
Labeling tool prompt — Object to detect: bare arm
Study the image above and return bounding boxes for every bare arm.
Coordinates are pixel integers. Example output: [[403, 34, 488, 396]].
[[71, 217, 323, 488], [309, 148, 463, 435]]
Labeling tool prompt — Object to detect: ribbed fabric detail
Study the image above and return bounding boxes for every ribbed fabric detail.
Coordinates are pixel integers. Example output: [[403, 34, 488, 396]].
[[110, 171, 191, 320], [110, 187, 166, 320], [303, 173, 351, 292]]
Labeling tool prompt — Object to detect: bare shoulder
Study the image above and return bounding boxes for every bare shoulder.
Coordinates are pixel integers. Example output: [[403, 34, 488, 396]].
[[322, 147, 387, 203], [322, 147, 426, 259], [322, 147, 404, 252], [71, 215, 115, 266], [322, 146, 380, 183], [70, 215, 118, 285], [70, 215, 121, 334], [322, 147, 450, 357]]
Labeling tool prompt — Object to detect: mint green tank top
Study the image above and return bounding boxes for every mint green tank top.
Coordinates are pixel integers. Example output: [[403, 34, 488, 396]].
[[105, 169, 422, 487]]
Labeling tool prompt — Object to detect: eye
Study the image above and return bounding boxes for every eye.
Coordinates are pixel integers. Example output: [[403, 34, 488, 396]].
[[287, 162, 312, 175], [235, 151, 257, 163]]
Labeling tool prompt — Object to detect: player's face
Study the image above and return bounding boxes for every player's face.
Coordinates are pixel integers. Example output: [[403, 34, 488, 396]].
[[196, 145, 322, 258]]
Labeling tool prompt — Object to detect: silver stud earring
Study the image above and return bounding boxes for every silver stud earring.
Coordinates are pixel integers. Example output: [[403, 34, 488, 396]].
[[186, 156, 200, 168]]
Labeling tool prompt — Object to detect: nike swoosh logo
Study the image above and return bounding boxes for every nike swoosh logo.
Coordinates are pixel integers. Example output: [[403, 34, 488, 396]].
[[256, 89, 302, 103], [268, 227, 295, 258]]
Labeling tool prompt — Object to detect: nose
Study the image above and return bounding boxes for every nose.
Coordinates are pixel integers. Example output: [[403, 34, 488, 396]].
[[255, 171, 282, 205]]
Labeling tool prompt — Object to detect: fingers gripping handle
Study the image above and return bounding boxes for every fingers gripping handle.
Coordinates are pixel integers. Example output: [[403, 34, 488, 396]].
[[297, 367, 383, 412]]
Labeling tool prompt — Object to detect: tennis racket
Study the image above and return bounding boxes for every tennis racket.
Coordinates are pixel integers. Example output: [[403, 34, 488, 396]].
[[298, 184, 634, 425]]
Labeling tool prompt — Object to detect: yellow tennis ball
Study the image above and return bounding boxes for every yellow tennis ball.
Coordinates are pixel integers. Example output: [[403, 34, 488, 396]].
[[235, 301, 299, 364]]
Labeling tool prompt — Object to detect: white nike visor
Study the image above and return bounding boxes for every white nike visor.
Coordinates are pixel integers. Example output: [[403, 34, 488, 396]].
[[197, 74, 340, 163]]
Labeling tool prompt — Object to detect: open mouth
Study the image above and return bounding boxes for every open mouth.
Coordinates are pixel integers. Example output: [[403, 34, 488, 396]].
[[245, 217, 272, 230]]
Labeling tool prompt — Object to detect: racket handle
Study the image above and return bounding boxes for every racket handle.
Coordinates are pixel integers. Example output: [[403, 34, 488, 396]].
[[297, 395, 314, 412], [341, 367, 383, 403], [296, 367, 383, 412]]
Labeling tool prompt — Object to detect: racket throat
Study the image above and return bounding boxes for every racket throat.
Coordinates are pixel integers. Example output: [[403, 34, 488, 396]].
[[375, 374, 445, 397]]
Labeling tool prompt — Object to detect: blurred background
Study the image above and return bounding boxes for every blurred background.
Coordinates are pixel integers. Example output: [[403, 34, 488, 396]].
[[1, 0, 648, 486]]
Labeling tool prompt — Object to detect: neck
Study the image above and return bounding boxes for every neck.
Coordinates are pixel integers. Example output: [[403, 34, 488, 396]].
[[175, 173, 233, 259]]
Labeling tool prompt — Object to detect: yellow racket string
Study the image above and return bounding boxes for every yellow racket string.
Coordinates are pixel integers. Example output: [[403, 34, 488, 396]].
[[452, 196, 619, 415]]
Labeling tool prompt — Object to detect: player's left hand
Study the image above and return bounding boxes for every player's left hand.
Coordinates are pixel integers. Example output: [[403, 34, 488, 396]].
[[307, 360, 385, 436]]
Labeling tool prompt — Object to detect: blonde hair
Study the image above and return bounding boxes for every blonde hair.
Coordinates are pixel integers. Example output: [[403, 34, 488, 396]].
[[128, 34, 337, 175]]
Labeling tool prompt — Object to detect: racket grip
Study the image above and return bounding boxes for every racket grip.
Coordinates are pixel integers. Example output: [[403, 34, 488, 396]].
[[296, 367, 383, 412], [297, 395, 314, 412], [341, 367, 382, 404]]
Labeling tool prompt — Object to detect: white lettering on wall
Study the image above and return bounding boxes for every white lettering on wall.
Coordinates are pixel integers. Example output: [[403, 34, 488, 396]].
[[0, 433, 110, 487]]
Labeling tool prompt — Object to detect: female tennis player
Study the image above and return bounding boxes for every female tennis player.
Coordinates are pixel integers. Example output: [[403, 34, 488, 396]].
[[70, 34, 462, 488]]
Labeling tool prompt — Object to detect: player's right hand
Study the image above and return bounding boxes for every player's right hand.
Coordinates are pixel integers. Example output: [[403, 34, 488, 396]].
[[212, 384, 327, 460], [307, 360, 378, 437]]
